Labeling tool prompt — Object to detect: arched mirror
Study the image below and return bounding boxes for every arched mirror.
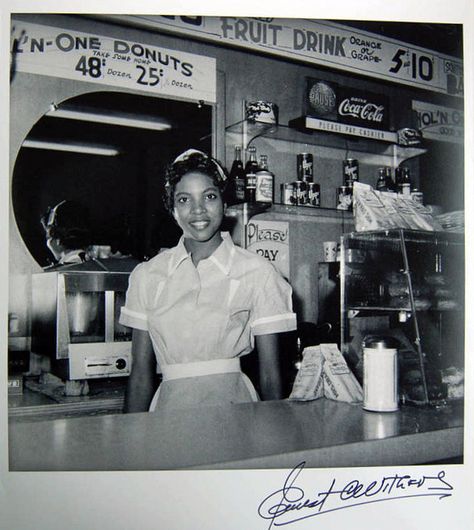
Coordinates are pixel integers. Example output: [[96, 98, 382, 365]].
[[12, 91, 213, 267]]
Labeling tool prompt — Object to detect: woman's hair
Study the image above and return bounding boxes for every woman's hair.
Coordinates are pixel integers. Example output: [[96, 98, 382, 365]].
[[41, 200, 91, 250], [163, 149, 228, 212]]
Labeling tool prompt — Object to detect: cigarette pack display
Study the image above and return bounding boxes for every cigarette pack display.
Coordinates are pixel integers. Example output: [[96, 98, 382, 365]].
[[352, 182, 442, 232]]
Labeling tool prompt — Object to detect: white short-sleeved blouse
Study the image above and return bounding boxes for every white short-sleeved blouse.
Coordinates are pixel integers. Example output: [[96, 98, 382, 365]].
[[120, 232, 296, 409]]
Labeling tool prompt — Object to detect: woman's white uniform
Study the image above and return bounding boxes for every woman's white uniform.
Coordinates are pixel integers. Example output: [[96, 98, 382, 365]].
[[120, 232, 297, 411]]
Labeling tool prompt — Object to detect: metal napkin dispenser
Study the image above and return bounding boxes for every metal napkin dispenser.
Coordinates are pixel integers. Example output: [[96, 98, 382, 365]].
[[31, 259, 136, 380]]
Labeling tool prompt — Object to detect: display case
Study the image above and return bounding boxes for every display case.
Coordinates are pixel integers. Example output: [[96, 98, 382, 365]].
[[340, 229, 464, 406]]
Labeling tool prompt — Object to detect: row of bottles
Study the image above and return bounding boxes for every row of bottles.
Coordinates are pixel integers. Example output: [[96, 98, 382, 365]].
[[229, 145, 274, 205], [228, 148, 424, 207], [376, 165, 423, 203], [376, 166, 411, 195]]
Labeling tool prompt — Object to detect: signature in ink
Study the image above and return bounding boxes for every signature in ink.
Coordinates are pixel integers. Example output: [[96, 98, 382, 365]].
[[258, 462, 453, 528]]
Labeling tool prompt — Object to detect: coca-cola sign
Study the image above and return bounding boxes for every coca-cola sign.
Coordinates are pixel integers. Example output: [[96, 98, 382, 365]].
[[305, 78, 390, 130], [337, 88, 389, 129], [338, 99, 384, 123]]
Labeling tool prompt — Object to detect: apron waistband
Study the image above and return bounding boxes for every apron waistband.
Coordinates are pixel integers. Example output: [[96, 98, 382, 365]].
[[161, 358, 241, 381]]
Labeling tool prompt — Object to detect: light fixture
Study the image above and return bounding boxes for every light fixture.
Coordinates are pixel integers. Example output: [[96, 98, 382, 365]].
[[22, 139, 119, 157], [47, 104, 172, 131]]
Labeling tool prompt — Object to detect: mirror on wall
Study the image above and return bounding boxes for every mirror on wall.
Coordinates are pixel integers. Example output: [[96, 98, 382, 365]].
[[12, 90, 213, 267]]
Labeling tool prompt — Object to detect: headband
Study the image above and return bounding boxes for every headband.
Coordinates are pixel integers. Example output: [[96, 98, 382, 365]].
[[171, 149, 227, 182]]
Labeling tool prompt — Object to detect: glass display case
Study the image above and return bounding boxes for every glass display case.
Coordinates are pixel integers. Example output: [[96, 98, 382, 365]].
[[340, 229, 464, 406]]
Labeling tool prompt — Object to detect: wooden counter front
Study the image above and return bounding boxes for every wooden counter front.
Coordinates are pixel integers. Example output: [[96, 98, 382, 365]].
[[8, 398, 463, 471]]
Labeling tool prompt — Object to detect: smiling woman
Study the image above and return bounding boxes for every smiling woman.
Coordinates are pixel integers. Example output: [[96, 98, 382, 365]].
[[165, 149, 227, 262], [173, 171, 225, 259], [119, 149, 297, 413]]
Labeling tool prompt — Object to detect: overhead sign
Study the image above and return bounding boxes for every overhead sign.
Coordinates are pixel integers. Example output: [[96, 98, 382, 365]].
[[305, 78, 390, 130], [412, 101, 464, 144], [115, 15, 463, 98], [10, 21, 216, 103], [246, 220, 290, 279]]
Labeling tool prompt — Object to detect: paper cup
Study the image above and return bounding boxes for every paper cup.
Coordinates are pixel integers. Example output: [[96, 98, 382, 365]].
[[323, 241, 338, 262]]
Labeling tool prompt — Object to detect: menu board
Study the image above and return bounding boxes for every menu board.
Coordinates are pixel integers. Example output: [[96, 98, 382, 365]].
[[10, 21, 217, 103], [112, 15, 464, 98]]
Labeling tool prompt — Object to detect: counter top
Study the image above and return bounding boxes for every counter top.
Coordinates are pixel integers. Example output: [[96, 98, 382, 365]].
[[8, 397, 463, 471], [8, 378, 126, 422]]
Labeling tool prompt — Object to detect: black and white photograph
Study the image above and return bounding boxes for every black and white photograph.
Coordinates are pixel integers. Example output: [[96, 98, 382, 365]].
[[1, 1, 473, 529]]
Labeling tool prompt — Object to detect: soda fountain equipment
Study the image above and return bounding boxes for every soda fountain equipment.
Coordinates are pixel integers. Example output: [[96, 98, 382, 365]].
[[31, 259, 137, 381]]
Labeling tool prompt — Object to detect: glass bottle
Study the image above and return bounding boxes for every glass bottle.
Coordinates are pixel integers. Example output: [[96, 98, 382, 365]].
[[230, 145, 246, 203], [401, 167, 412, 196], [245, 146, 258, 203], [385, 167, 397, 193], [376, 168, 388, 191], [255, 154, 274, 204], [395, 166, 404, 193], [395, 166, 411, 196]]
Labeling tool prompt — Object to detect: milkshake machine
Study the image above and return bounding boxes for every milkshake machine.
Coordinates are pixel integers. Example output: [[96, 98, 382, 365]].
[[31, 259, 136, 380]]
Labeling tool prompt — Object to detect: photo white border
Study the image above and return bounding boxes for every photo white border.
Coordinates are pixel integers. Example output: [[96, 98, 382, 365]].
[[1, 1, 473, 529]]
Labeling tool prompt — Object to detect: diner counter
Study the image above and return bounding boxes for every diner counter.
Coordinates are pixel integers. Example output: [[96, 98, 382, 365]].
[[8, 385, 124, 422], [8, 397, 463, 471]]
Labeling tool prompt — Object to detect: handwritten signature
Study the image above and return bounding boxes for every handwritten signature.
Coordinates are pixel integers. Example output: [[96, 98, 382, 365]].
[[258, 462, 453, 528]]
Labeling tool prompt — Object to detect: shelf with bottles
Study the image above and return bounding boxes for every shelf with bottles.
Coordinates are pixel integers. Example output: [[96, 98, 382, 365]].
[[268, 202, 353, 219], [225, 117, 427, 167], [226, 201, 356, 224]]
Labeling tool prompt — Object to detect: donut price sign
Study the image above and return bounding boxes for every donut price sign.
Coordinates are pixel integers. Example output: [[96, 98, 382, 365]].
[[10, 21, 216, 103]]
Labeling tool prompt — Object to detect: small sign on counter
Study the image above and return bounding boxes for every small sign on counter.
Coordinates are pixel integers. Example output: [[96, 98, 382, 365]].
[[246, 220, 290, 279]]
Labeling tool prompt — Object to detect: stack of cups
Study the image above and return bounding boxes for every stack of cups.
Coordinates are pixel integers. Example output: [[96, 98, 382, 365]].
[[323, 241, 338, 262]]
